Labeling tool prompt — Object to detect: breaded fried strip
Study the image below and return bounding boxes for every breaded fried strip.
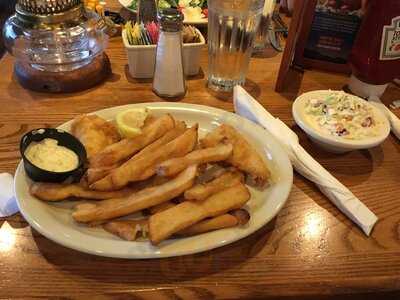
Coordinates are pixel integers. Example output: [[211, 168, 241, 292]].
[[89, 114, 175, 167], [148, 201, 176, 214], [102, 209, 249, 241], [184, 170, 244, 201], [196, 165, 232, 183], [86, 163, 121, 184], [90, 125, 198, 191], [149, 183, 250, 244], [86, 122, 187, 184], [71, 114, 120, 158], [176, 214, 239, 236], [129, 121, 187, 161], [156, 144, 233, 177], [200, 124, 270, 185], [73, 165, 198, 223], [103, 219, 148, 241], [230, 209, 251, 225], [30, 183, 135, 201], [178, 209, 250, 236]]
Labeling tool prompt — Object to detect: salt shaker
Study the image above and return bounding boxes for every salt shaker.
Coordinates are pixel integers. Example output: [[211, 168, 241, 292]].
[[152, 9, 186, 98]]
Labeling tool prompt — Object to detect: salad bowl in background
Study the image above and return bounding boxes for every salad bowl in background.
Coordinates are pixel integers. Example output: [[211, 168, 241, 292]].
[[119, 0, 208, 24]]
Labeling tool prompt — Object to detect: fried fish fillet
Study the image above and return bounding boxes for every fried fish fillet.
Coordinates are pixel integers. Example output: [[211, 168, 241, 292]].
[[177, 213, 239, 236], [147, 201, 177, 214], [73, 165, 198, 223], [178, 209, 250, 236], [89, 114, 175, 168], [30, 182, 135, 201], [103, 219, 148, 241], [71, 114, 120, 158], [156, 143, 233, 177], [200, 124, 270, 185], [90, 125, 198, 191], [149, 183, 250, 244], [86, 163, 121, 184], [126, 121, 187, 162], [86, 121, 187, 184], [102, 209, 249, 241], [184, 170, 244, 201], [230, 208, 251, 225]]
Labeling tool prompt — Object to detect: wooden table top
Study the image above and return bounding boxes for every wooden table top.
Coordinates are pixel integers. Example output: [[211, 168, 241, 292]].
[[1, 2, 400, 299]]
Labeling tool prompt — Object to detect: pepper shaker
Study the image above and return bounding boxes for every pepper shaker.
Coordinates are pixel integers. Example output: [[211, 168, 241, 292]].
[[152, 9, 186, 98]]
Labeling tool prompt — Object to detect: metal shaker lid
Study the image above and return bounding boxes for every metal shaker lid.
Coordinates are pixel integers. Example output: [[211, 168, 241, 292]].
[[15, 0, 85, 26], [157, 8, 183, 32]]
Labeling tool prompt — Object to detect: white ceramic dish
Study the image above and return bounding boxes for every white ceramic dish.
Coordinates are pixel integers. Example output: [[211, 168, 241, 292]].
[[122, 28, 205, 78], [14, 103, 293, 259], [119, 0, 208, 25], [292, 90, 391, 153]]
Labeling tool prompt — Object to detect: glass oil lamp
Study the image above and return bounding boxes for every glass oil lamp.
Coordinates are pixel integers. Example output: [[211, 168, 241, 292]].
[[3, 0, 110, 92]]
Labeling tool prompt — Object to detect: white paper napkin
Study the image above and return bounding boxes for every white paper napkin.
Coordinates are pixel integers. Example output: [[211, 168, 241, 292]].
[[233, 86, 378, 236], [0, 173, 19, 217]]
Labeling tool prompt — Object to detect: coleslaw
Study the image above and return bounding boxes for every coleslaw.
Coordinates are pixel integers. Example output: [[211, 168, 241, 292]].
[[304, 91, 382, 140]]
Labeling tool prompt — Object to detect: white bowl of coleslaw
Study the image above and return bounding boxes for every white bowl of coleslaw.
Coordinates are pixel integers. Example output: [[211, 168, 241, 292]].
[[292, 90, 390, 153]]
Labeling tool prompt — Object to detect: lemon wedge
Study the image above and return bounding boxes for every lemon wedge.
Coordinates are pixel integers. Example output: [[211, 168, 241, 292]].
[[116, 108, 149, 138]]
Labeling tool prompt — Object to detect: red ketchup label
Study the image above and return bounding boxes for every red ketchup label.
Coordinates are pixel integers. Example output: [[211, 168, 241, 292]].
[[380, 16, 400, 60]]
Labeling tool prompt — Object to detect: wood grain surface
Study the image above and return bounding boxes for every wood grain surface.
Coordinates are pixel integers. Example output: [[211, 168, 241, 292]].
[[1, 1, 400, 299]]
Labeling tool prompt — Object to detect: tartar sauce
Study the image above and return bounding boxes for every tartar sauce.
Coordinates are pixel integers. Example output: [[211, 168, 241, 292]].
[[25, 138, 79, 172], [304, 91, 382, 140]]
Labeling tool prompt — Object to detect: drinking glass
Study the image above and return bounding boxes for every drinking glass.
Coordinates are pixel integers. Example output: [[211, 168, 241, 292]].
[[207, 0, 265, 92]]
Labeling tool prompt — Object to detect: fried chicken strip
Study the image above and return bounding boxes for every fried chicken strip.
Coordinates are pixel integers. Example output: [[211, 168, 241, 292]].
[[73, 165, 198, 223], [200, 124, 270, 185], [156, 144, 233, 177], [149, 183, 250, 244], [89, 114, 175, 168], [184, 170, 244, 201], [71, 114, 120, 158], [30, 183, 135, 201], [90, 125, 198, 191]]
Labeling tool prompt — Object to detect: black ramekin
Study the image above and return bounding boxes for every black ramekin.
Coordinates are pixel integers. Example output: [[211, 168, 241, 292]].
[[20, 128, 87, 183]]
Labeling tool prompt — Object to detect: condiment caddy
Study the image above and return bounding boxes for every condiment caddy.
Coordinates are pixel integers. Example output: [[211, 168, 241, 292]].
[[122, 23, 205, 78]]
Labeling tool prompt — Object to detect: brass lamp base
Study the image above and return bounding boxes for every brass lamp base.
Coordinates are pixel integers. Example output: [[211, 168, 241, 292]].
[[14, 53, 111, 93]]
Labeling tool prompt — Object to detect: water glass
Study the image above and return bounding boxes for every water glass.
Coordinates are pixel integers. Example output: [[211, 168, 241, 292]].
[[207, 0, 265, 92]]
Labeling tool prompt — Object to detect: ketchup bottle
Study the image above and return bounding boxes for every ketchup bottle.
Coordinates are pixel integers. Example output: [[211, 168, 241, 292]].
[[348, 0, 400, 98]]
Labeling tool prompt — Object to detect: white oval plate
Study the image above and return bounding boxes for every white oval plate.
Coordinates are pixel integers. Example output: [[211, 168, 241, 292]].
[[118, 0, 208, 25], [14, 103, 293, 259]]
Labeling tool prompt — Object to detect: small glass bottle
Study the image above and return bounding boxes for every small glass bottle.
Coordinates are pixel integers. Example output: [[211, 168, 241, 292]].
[[136, 0, 158, 24], [152, 9, 186, 98], [253, 0, 275, 52]]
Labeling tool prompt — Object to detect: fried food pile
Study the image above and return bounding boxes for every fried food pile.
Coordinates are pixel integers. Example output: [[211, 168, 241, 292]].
[[30, 112, 271, 245]]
